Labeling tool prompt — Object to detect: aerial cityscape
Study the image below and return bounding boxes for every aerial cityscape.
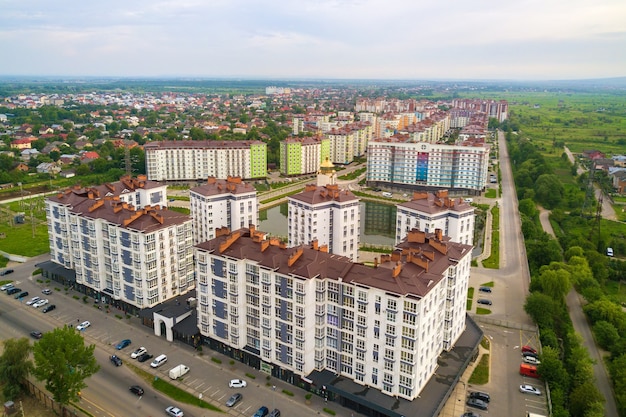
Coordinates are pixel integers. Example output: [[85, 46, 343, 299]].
[[0, 1, 626, 417]]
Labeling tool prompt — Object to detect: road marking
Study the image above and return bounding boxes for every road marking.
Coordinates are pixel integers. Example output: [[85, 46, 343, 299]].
[[202, 385, 213, 393]]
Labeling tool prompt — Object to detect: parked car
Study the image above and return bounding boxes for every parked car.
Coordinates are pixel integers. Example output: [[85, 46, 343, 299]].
[[461, 413, 481, 417], [0, 283, 14, 291], [225, 393, 242, 407], [26, 296, 41, 306], [478, 287, 492, 293], [30, 331, 43, 339], [137, 353, 153, 363], [33, 299, 49, 308], [466, 398, 488, 410], [76, 321, 91, 331], [522, 345, 538, 354], [115, 339, 132, 350], [476, 299, 492, 306], [129, 385, 144, 396], [6, 287, 21, 295], [42, 304, 56, 313], [15, 291, 29, 299], [110, 355, 122, 366], [468, 391, 490, 403], [165, 406, 184, 417], [523, 355, 541, 365], [42, 288, 52, 295], [131, 346, 147, 359], [0, 269, 14, 276], [519, 384, 541, 396], [523, 351, 540, 360], [253, 406, 269, 417], [268, 409, 281, 417], [229, 379, 247, 388]]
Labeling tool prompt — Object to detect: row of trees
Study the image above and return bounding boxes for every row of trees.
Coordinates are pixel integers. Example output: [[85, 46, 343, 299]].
[[507, 129, 617, 417], [0, 326, 99, 405]]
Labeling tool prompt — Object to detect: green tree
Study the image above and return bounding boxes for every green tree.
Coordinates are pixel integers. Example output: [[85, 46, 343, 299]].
[[32, 326, 100, 405], [538, 346, 570, 391], [569, 381, 604, 417], [535, 174, 564, 209], [0, 337, 33, 399], [524, 292, 558, 329], [592, 321, 620, 350]]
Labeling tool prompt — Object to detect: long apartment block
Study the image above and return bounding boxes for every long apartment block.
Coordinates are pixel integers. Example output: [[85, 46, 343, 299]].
[[194, 226, 472, 402]]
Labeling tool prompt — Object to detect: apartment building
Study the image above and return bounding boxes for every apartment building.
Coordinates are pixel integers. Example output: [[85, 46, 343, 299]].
[[144, 140, 267, 181], [325, 121, 372, 165], [194, 226, 472, 406], [366, 138, 489, 192], [44, 179, 195, 312], [396, 190, 475, 246], [288, 184, 360, 262], [279, 136, 330, 176], [189, 176, 258, 245]]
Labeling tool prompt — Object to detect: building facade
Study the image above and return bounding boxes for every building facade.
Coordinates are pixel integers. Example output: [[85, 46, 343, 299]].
[[279, 136, 330, 176], [395, 190, 475, 246], [194, 226, 472, 403], [45, 178, 194, 311], [288, 184, 360, 262], [366, 139, 489, 192], [189, 176, 258, 245], [144, 140, 267, 181]]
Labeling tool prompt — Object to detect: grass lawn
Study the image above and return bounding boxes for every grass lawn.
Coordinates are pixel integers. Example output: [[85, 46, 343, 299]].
[[0, 221, 49, 257], [468, 287, 475, 299], [468, 354, 490, 384], [481, 281, 494, 287], [485, 189, 497, 198], [476, 308, 491, 315]]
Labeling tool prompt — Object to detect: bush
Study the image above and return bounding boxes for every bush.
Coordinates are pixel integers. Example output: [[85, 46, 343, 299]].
[[282, 389, 294, 396], [211, 357, 222, 364]]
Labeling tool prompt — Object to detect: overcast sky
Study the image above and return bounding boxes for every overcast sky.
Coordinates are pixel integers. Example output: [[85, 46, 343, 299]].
[[1, 0, 625, 81]]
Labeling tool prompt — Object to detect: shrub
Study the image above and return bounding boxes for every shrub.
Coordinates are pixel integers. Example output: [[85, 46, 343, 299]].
[[211, 357, 222, 364]]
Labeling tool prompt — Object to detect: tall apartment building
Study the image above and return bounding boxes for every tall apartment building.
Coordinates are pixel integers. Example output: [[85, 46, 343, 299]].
[[288, 184, 360, 262], [144, 140, 267, 181], [396, 190, 475, 246], [194, 226, 472, 406], [279, 136, 330, 176], [189, 176, 258, 245], [44, 178, 194, 311], [366, 138, 489, 192], [325, 121, 372, 165]]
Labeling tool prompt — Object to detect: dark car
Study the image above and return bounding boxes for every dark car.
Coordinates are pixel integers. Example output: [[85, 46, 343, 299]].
[[461, 413, 481, 417], [115, 339, 132, 350], [129, 385, 144, 396], [466, 398, 488, 410], [225, 393, 242, 407], [478, 286, 492, 293], [137, 353, 153, 363], [30, 331, 43, 339], [253, 406, 269, 417], [7, 287, 21, 295], [15, 291, 29, 299], [523, 351, 540, 360], [469, 391, 490, 403], [476, 299, 492, 306], [110, 355, 122, 366], [0, 269, 14, 276], [42, 304, 56, 313]]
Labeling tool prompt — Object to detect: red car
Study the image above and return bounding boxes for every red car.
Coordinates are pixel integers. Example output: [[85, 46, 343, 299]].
[[522, 345, 537, 354]]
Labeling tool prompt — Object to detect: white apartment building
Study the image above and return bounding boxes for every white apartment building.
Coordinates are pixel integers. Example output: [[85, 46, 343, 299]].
[[396, 190, 475, 246], [288, 184, 360, 262], [367, 139, 489, 192], [194, 226, 472, 402], [189, 176, 258, 245], [144, 140, 267, 181], [45, 181, 195, 311]]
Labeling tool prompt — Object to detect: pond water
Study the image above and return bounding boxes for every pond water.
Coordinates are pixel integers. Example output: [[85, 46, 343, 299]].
[[258, 201, 397, 246]]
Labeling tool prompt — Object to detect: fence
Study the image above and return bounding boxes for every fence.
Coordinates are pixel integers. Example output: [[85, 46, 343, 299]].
[[24, 379, 82, 417]]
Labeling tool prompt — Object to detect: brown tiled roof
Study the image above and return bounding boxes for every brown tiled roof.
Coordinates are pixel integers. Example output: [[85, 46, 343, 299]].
[[398, 190, 472, 214], [190, 176, 256, 196], [289, 184, 358, 205], [196, 227, 471, 298]]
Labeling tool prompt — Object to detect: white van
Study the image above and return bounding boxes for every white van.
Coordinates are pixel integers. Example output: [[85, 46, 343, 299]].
[[151, 354, 168, 368], [607, 247, 614, 257]]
